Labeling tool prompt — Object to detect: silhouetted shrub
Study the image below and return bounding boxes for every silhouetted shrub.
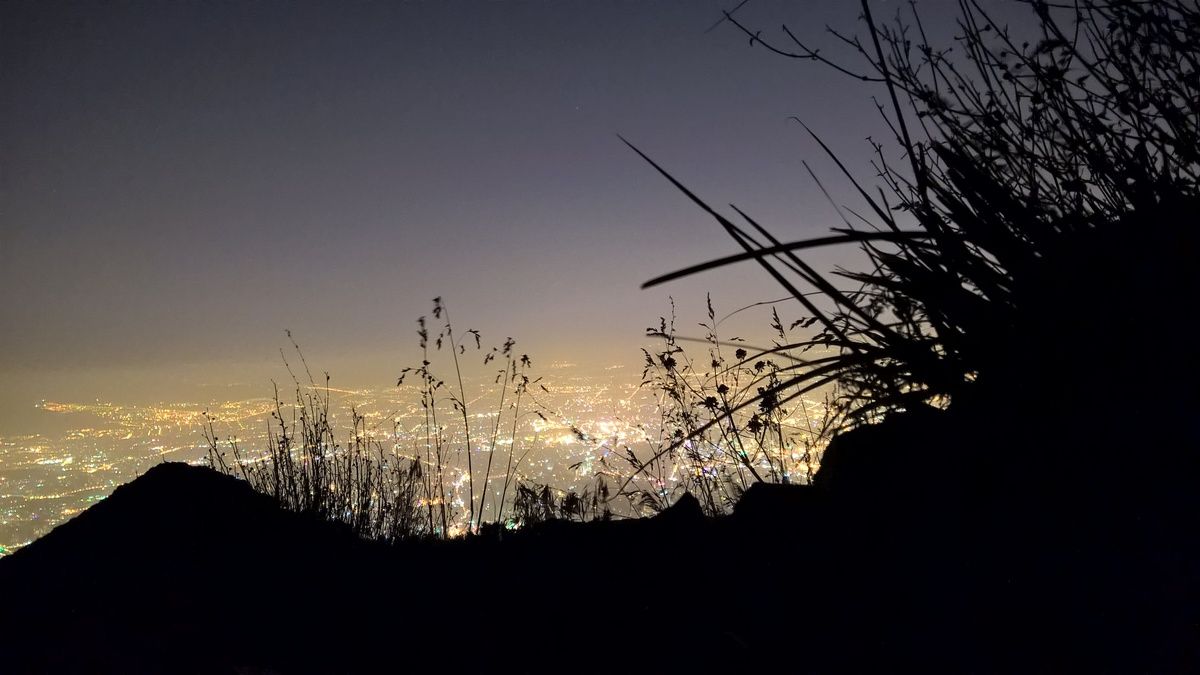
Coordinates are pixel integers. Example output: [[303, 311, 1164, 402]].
[[601, 296, 840, 516], [206, 300, 553, 540], [633, 0, 1199, 434]]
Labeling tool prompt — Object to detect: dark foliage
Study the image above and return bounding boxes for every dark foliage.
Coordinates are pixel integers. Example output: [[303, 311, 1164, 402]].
[[205, 302, 553, 540], [606, 296, 839, 517], [639, 0, 1200, 427]]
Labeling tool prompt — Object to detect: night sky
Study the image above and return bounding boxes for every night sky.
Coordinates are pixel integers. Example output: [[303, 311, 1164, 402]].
[[1, 1, 1035, 428]]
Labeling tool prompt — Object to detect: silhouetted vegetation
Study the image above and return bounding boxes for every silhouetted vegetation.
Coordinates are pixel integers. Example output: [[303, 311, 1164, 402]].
[[632, 0, 1199, 437], [203, 372, 426, 543], [611, 3, 1200, 666], [205, 300, 554, 539], [207, 0, 1199, 535], [600, 295, 839, 517], [204, 290, 840, 533]]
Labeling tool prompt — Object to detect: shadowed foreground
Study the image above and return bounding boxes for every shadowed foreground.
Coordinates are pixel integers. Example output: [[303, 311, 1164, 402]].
[[3, 391, 1198, 675]]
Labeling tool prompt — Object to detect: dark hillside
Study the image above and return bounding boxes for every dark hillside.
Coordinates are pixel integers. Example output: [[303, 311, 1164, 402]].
[[0, 463, 804, 673], [0, 463, 381, 672], [4, 413, 1198, 675]]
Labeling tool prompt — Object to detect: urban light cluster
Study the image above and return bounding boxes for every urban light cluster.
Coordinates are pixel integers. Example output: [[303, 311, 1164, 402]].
[[0, 367, 830, 554]]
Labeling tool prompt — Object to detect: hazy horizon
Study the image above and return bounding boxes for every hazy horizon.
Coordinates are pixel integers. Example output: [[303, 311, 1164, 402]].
[[1, 1, 1038, 433]]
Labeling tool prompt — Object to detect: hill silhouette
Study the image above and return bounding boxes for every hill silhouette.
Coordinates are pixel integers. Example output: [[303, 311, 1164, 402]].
[[4, 401, 1198, 675], [0, 463, 796, 673]]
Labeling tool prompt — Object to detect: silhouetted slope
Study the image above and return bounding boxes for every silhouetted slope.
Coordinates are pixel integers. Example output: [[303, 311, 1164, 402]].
[[3, 405, 1197, 675], [0, 463, 381, 673], [0, 463, 788, 674], [3, 462, 369, 566]]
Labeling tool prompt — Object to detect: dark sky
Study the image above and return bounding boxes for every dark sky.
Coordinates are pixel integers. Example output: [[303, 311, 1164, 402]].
[[0, 1, 1037, 423]]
